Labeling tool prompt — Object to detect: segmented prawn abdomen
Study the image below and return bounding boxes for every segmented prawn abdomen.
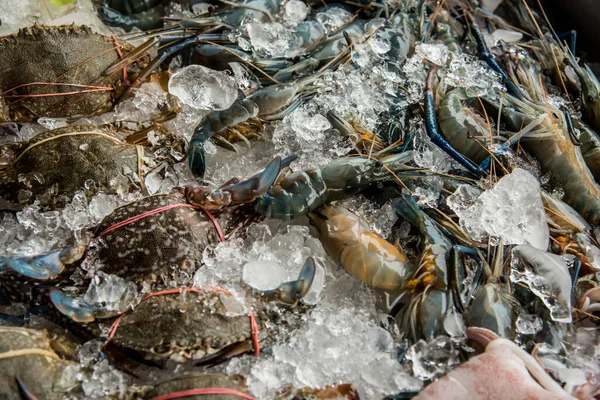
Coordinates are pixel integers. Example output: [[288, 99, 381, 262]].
[[254, 169, 327, 219]]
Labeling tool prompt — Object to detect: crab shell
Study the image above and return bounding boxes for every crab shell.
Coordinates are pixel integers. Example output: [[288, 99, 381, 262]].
[[89, 193, 220, 282], [0, 25, 136, 122], [0, 125, 144, 204], [147, 372, 250, 398], [0, 326, 78, 400], [111, 290, 254, 362]]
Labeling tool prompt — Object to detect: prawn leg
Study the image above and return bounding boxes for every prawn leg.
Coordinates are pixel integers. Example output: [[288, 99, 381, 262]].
[[425, 67, 484, 175], [468, 19, 525, 100]]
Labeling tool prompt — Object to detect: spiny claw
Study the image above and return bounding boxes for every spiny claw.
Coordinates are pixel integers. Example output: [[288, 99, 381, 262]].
[[50, 290, 116, 323], [261, 257, 316, 306], [16, 377, 39, 400], [0, 245, 83, 280], [185, 156, 286, 209]]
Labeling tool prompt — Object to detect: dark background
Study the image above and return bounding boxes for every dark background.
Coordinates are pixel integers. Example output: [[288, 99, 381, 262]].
[[540, 0, 600, 63]]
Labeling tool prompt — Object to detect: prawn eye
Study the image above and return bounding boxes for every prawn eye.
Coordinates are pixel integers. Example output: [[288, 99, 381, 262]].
[[587, 95, 596, 103]]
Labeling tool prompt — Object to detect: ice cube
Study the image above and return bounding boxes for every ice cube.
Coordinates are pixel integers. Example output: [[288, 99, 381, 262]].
[[37, 117, 69, 130], [247, 22, 303, 58], [451, 168, 549, 250], [511, 244, 572, 323], [168, 65, 238, 111], [243, 260, 287, 291], [83, 272, 138, 313], [315, 7, 353, 33], [516, 313, 543, 335], [283, 0, 308, 27], [406, 336, 460, 381], [88, 193, 120, 222]]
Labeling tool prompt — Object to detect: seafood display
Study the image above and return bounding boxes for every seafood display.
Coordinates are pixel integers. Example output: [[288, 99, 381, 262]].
[[1, 0, 600, 399]]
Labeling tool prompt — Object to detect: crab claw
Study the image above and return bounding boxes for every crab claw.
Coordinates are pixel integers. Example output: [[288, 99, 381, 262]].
[[0, 245, 83, 280], [50, 290, 116, 323], [261, 257, 317, 306], [186, 156, 289, 210], [16, 377, 39, 400]]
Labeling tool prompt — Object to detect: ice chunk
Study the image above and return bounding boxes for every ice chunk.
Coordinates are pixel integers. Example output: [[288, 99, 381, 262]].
[[282, 0, 308, 27], [492, 29, 523, 44], [575, 233, 600, 271], [83, 272, 138, 314], [481, 0, 503, 12], [516, 313, 543, 335], [168, 65, 238, 111], [77, 340, 132, 398], [448, 168, 549, 250], [406, 336, 460, 381], [315, 7, 353, 33], [196, 222, 326, 303], [511, 244, 572, 323], [247, 22, 303, 58], [229, 62, 260, 95], [243, 260, 287, 291], [248, 307, 422, 399], [62, 192, 93, 231], [338, 195, 398, 238], [88, 193, 120, 222], [444, 52, 505, 98], [38, 117, 69, 130], [272, 104, 351, 171], [443, 309, 466, 338], [415, 43, 450, 67], [446, 184, 483, 216]]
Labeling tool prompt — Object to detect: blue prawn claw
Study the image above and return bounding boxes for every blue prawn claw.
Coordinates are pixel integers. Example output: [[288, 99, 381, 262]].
[[261, 257, 316, 306], [0, 245, 83, 280], [50, 290, 115, 323], [185, 155, 293, 209]]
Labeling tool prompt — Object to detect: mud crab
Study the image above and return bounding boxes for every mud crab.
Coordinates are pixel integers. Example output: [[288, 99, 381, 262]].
[[0, 25, 146, 122], [105, 288, 260, 363], [0, 156, 288, 303], [0, 125, 152, 208], [0, 156, 316, 363], [0, 326, 79, 399], [146, 372, 252, 399]]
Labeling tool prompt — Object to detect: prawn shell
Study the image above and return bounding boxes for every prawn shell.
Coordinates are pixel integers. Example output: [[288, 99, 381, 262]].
[[310, 205, 411, 290], [438, 88, 491, 163]]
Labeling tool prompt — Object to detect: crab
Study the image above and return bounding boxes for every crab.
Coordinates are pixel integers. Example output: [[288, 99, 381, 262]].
[[1, 156, 316, 363], [0, 125, 147, 207], [146, 372, 251, 399], [0, 25, 148, 122], [51, 256, 315, 364], [109, 289, 257, 363], [0, 156, 284, 302], [0, 326, 79, 400]]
